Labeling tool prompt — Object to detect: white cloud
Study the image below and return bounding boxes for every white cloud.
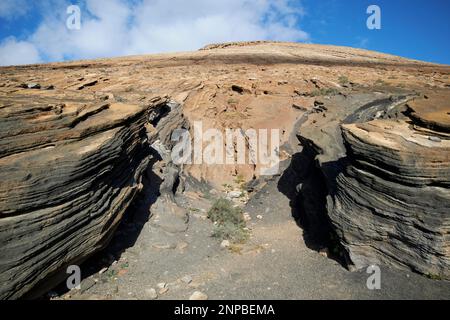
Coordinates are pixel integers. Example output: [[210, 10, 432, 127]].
[[356, 37, 369, 49], [0, 37, 41, 66], [126, 0, 309, 54], [0, 0, 30, 20], [1, 0, 309, 64]]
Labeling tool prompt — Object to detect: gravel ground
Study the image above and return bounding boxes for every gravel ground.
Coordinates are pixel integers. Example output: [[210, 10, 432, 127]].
[[54, 173, 450, 300]]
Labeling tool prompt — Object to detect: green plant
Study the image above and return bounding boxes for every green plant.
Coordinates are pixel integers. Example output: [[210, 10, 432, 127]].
[[222, 183, 232, 191], [426, 273, 442, 281], [234, 174, 245, 185], [106, 269, 117, 278], [228, 244, 243, 255], [207, 198, 249, 243], [338, 75, 349, 86], [234, 174, 247, 191], [310, 87, 340, 97]]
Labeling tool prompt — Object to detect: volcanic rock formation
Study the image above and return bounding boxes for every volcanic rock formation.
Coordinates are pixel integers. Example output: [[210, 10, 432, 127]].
[[0, 93, 186, 299], [330, 94, 450, 279], [0, 41, 449, 298]]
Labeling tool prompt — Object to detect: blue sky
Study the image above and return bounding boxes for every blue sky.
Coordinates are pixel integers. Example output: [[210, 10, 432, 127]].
[[302, 0, 450, 64], [0, 0, 449, 66]]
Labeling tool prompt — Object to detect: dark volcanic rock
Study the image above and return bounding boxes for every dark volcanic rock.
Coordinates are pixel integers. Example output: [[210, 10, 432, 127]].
[[0, 94, 171, 299], [329, 96, 450, 279], [294, 91, 449, 279]]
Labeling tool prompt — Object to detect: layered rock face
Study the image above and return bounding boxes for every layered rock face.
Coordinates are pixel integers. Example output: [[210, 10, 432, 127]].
[[330, 94, 449, 279], [0, 94, 170, 299]]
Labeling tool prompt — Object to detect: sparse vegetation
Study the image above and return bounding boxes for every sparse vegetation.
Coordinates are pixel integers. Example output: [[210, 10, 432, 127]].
[[234, 174, 247, 192], [228, 244, 243, 254], [208, 198, 249, 243], [234, 174, 245, 185], [310, 87, 340, 97], [426, 273, 442, 281], [106, 269, 117, 278], [338, 75, 349, 86], [222, 183, 232, 191]]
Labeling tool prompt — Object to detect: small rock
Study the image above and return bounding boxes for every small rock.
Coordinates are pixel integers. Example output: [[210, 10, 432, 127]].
[[177, 242, 189, 250], [319, 247, 329, 257], [157, 282, 167, 289], [152, 243, 176, 250], [228, 191, 242, 198], [243, 212, 252, 222], [429, 136, 441, 143], [99, 267, 108, 275], [231, 85, 249, 94], [221, 240, 231, 248], [181, 275, 193, 284], [144, 288, 158, 300], [102, 93, 114, 100], [25, 83, 41, 89], [256, 215, 263, 220], [78, 80, 98, 90], [292, 103, 307, 111], [189, 291, 208, 300], [159, 287, 169, 295]]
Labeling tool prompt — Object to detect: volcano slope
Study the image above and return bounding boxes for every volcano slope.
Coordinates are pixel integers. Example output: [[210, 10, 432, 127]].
[[0, 41, 449, 299]]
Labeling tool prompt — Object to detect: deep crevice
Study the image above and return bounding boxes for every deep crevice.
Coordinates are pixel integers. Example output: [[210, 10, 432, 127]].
[[277, 137, 348, 266]]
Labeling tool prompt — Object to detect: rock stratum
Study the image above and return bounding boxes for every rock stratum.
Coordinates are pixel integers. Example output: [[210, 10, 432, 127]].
[[0, 41, 449, 299], [0, 94, 178, 299], [333, 98, 450, 279]]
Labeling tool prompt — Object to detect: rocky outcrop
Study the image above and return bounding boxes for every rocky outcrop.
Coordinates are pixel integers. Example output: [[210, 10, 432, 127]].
[[0, 94, 173, 299], [329, 94, 450, 279]]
